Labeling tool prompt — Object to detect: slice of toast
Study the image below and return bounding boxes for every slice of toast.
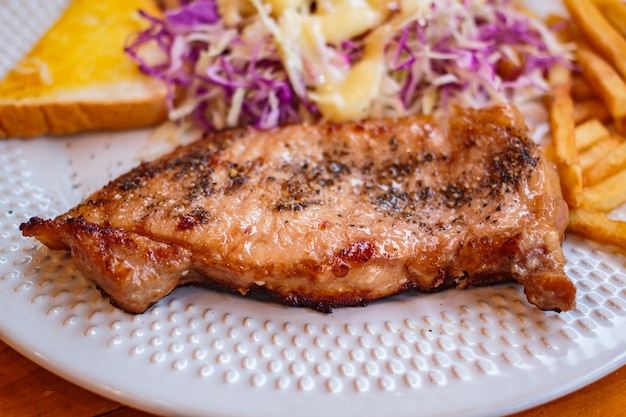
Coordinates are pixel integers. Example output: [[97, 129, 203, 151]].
[[0, 0, 167, 138]]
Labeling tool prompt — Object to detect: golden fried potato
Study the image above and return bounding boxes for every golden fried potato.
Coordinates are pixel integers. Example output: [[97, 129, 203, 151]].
[[573, 99, 611, 124], [579, 134, 622, 173], [548, 64, 583, 207], [568, 207, 626, 250], [565, 0, 626, 80], [592, 0, 626, 39], [580, 168, 626, 211], [584, 141, 626, 185], [574, 118, 610, 151]]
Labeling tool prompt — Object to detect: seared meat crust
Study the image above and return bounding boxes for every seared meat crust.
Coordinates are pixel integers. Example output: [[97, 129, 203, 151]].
[[20, 105, 575, 313]]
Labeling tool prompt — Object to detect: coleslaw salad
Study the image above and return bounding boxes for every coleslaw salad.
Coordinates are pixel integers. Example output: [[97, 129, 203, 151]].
[[125, 0, 572, 133]]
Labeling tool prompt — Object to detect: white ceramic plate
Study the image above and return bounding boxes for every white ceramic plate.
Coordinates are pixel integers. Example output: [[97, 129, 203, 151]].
[[2, 1, 626, 417]]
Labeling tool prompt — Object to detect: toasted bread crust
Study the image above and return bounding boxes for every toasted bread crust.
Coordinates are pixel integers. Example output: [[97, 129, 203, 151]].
[[0, 94, 167, 138]]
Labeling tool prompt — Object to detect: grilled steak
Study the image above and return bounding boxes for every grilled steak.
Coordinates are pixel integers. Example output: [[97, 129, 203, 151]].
[[20, 105, 575, 313]]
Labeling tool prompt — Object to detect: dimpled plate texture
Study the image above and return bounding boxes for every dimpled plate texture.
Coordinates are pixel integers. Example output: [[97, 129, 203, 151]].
[[2, 132, 626, 417], [2, 2, 626, 417]]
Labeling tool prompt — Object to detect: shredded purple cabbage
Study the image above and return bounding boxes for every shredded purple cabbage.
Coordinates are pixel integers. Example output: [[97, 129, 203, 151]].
[[387, 0, 568, 112], [164, 0, 219, 33], [126, 0, 312, 131], [125, 0, 570, 132]]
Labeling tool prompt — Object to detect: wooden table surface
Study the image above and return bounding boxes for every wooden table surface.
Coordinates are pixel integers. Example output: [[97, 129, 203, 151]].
[[0, 339, 623, 417]]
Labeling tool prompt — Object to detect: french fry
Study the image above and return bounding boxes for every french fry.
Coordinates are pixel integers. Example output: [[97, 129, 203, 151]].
[[573, 99, 611, 124], [592, 0, 626, 40], [574, 118, 610, 151], [576, 47, 626, 119], [579, 134, 622, 173], [548, 64, 583, 207], [568, 207, 626, 251], [615, 117, 626, 136], [564, 0, 626, 80], [572, 75, 595, 101], [555, 1, 626, 253], [580, 168, 626, 211], [584, 141, 626, 185]]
